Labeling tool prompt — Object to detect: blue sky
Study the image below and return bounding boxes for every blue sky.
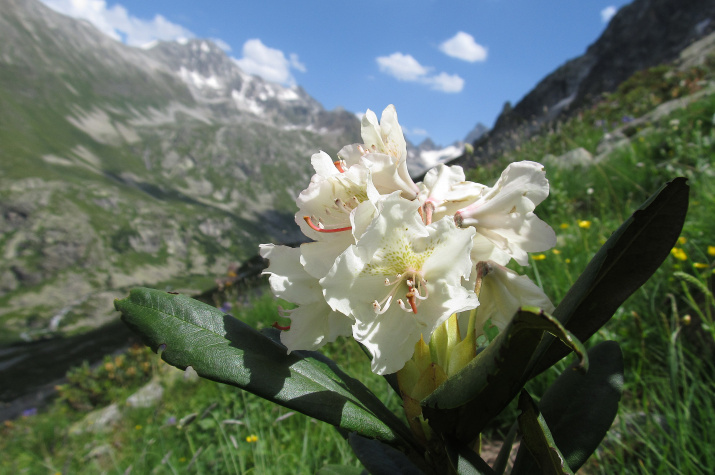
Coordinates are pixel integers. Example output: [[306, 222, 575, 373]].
[[41, 0, 632, 146]]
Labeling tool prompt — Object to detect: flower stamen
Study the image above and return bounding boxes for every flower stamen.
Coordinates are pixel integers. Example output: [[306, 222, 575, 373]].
[[277, 306, 294, 317], [272, 322, 291, 331], [333, 160, 347, 173], [303, 216, 352, 233], [397, 299, 413, 313]]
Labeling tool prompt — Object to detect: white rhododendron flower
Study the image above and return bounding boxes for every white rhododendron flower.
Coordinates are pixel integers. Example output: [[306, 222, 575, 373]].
[[470, 261, 555, 335], [361, 105, 408, 164], [259, 244, 353, 351], [454, 161, 556, 265], [419, 163, 486, 222], [321, 194, 478, 375], [296, 151, 377, 241], [260, 104, 557, 375], [338, 105, 420, 199]]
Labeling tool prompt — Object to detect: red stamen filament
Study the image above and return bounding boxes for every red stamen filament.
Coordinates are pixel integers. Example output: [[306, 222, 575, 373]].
[[272, 322, 291, 331], [303, 216, 352, 233], [423, 202, 434, 226], [406, 291, 418, 313], [333, 161, 346, 173]]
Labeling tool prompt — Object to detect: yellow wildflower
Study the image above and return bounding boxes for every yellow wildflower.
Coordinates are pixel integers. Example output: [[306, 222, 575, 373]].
[[708, 246, 715, 256], [532, 254, 547, 261], [678, 236, 687, 245], [694, 262, 708, 269], [671, 248, 687, 261], [577, 220, 592, 229], [552, 249, 561, 255], [565, 258, 571, 264], [559, 223, 569, 229], [179, 457, 187, 463], [135, 425, 142, 430], [246, 434, 258, 443]]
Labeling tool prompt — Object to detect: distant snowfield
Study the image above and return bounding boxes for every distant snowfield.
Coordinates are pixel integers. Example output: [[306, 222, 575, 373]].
[[407, 144, 464, 177]]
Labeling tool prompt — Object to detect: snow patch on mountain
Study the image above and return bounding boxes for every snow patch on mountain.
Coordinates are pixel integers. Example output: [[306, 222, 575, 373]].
[[406, 141, 464, 177], [178, 67, 223, 91]]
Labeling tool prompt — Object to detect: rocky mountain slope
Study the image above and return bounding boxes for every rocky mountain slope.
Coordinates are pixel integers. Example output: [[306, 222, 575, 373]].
[[0, 0, 359, 343], [455, 0, 715, 168]]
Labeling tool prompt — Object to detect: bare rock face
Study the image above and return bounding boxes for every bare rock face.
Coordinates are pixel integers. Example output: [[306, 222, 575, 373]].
[[543, 147, 594, 170], [125, 380, 164, 409], [69, 403, 122, 435], [457, 0, 715, 168]]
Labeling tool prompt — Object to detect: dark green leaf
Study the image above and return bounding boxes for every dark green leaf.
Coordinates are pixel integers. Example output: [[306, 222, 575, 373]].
[[442, 438, 497, 475], [348, 433, 425, 475], [537, 341, 623, 472], [529, 177, 688, 377], [115, 288, 412, 445], [512, 391, 573, 475], [492, 422, 518, 475], [422, 308, 587, 442]]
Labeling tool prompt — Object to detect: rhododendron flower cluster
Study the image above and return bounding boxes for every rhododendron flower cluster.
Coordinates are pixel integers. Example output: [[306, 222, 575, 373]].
[[260, 105, 556, 375]]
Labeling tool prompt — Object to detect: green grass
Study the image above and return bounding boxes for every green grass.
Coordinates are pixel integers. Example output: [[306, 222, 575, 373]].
[[3, 61, 715, 473], [1, 292, 394, 474]]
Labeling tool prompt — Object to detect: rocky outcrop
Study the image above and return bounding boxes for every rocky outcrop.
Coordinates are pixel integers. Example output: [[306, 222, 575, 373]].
[[455, 0, 715, 168]]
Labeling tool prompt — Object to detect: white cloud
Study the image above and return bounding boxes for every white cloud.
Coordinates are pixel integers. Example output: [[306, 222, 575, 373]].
[[377, 53, 431, 81], [211, 38, 232, 52], [439, 32, 488, 62], [376, 52, 464, 93], [425, 72, 465, 93], [40, 0, 194, 47], [601, 6, 618, 23], [404, 126, 428, 136], [289, 53, 307, 73], [234, 39, 305, 86]]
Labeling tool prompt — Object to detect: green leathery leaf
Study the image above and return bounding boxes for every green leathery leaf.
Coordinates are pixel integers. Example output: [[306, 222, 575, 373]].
[[442, 438, 497, 475], [348, 433, 425, 475], [421, 308, 587, 442], [534, 341, 623, 472], [512, 391, 574, 475], [492, 422, 518, 475], [115, 287, 411, 445], [528, 177, 689, 378]]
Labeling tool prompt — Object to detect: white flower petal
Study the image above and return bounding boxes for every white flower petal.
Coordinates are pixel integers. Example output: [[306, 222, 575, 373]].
[[472, 262, 555, 334], [337, 144, 365, 168], [295, 164, 370, 241], [260, 244, 321, 305], [322, 194, 478, 374], [361, 105, 407, 163], [421, 164, 485, 219], [299, 240, 350, 280], [279, 300, 353, 352], [311, 150, 341, 177], [456, 161, 556, 265]]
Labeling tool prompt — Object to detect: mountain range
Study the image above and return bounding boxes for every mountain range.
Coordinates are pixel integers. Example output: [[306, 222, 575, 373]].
[[0, 0, 364, 343], [2, 0, 713, 345]]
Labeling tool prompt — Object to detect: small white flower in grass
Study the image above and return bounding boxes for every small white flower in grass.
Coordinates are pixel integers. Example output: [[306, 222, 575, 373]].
[[321, 194, 478, 375], [468, 261, 555, 336], [454, 161, 556, 266], [259, 244, 352, 352]]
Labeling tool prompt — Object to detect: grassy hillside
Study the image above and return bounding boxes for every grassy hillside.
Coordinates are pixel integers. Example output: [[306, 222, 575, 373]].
[[3, 59, 715, 473]]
